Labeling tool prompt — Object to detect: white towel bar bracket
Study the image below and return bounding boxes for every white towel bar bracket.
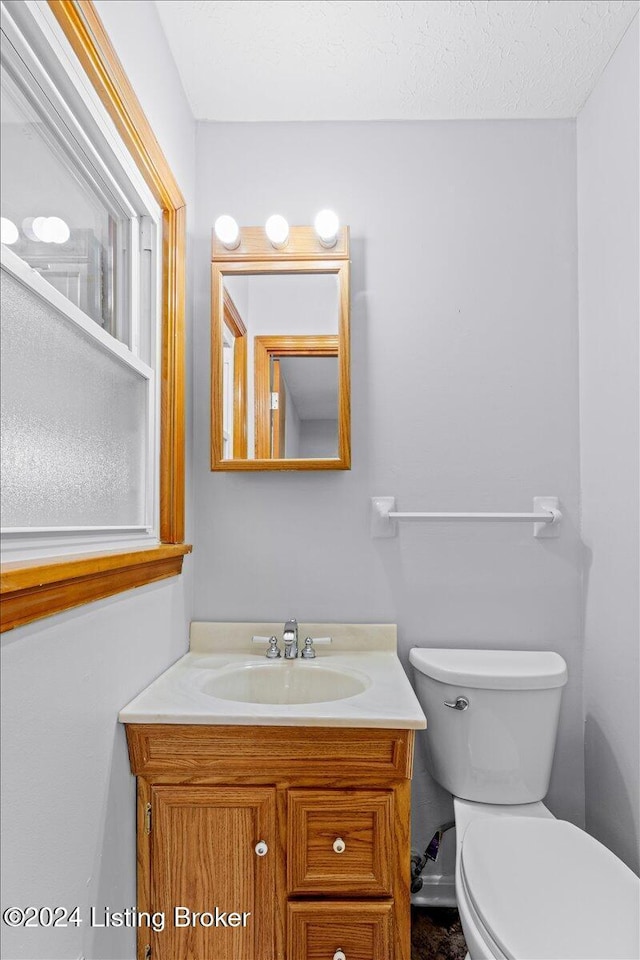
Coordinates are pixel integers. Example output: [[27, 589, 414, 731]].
[[370, 496, 562, 539]]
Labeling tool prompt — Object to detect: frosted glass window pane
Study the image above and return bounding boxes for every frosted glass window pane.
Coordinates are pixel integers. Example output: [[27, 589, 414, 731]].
[[1, 270, 147, 528]]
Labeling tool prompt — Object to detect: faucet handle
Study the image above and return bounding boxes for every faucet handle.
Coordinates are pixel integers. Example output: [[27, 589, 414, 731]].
[[301, 637, 316, 659], [301, 636, 332, 659], [252, 635, 281, 658]]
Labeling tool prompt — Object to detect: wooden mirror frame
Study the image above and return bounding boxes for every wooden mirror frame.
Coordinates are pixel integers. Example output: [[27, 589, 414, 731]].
[[211, 227, 351, 471]]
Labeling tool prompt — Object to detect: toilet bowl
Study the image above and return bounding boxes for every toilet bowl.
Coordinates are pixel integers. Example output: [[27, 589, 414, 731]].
[[454, 798, 639, 960], [410, 648, 640, 960]]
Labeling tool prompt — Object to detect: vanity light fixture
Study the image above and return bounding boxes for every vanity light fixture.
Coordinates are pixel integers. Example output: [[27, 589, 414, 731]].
[[214, 214, 241, 250], [0, 217, 19, 245], [314, 209, 340, 248], [265, 214, 289, 249]]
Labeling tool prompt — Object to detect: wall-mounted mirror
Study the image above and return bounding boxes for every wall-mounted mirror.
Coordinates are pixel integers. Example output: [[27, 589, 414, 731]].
[[211, 227, 350, 470]]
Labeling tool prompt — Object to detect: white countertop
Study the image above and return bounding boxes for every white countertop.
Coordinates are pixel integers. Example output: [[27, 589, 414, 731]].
[[119, 622, 426, 729]]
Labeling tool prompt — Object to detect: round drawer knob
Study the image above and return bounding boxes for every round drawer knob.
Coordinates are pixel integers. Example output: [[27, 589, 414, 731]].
[[333, 951, 346, 960], [254, 841, 268, 857], [332, 837, 346, 854]]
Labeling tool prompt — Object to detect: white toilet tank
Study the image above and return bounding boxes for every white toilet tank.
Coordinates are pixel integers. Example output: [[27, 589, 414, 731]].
[[409, 649, 568, 804]]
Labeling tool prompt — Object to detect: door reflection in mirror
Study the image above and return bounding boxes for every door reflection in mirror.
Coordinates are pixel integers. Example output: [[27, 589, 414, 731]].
[[221, 273, 339, 460], [274, 356, 338, 458], [260, 345, 339, 459]]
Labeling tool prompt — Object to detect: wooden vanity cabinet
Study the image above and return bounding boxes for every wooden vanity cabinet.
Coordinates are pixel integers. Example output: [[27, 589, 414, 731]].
[[125, 724, 415, 960], [144, 785, 276, 960]]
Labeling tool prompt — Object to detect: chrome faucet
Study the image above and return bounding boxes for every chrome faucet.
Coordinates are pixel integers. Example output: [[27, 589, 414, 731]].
[[283, 618, 299, 659]]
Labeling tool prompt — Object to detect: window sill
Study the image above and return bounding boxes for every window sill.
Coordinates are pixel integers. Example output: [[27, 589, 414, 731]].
[[0, 543, 192, 632]]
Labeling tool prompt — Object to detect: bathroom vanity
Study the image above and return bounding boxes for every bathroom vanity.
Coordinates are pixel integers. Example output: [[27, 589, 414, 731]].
[[120, 623, 426, 960]]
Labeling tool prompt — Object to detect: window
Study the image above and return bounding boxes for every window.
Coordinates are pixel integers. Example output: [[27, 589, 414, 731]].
[[1, 1, 161, 560], [0, 1, 189, 631], [1, 62, 125, 339]]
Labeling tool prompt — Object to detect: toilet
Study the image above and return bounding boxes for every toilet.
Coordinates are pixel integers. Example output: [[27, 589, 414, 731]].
[[410, 648, 640, 960]]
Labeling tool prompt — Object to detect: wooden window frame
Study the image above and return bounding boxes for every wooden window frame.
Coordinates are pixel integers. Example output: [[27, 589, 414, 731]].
[[0, 0, 190, 632]]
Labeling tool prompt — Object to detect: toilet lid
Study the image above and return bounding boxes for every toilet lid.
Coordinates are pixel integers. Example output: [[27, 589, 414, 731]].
[[461, 817, 640, 960]]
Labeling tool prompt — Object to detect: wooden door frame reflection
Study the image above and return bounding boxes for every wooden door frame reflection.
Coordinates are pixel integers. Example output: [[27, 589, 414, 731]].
[[271, 360, 285, 459], [254, 335, 339, 459]]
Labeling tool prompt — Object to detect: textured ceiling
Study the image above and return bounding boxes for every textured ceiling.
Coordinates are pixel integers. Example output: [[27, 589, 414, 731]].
[[154, 0, 638, 121]]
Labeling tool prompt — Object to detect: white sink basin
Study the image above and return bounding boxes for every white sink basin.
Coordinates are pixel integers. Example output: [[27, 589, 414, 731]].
[[201, 663, 368, 705], [118, 622, 427, 728]]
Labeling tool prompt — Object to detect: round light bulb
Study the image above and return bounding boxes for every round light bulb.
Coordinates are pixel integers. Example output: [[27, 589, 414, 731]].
[[265, 214, 289, 249], [214, 215, 240, 250], [22, 217, 40, 242], [1, 217, 19, 245], [314, 209, 339, 247], [32, 216, 54, 242], [47, 216, 70, 244]]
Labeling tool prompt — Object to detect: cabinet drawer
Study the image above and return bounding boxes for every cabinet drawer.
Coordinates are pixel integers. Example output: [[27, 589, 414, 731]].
[[287, 789, 393, 895], [288, 901, 392, 960]]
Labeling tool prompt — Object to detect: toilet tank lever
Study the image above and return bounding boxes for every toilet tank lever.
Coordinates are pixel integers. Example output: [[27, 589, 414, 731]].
[[444, 696, 469, 710]]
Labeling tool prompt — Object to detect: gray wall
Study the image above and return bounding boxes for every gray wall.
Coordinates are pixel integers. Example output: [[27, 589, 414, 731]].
[[0, 3, 195, 957], [578, 17, 640, 875], [194, 118, 585, 885]]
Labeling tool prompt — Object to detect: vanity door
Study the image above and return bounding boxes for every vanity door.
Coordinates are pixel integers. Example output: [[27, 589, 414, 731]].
[[147, 786, 277, 960]]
